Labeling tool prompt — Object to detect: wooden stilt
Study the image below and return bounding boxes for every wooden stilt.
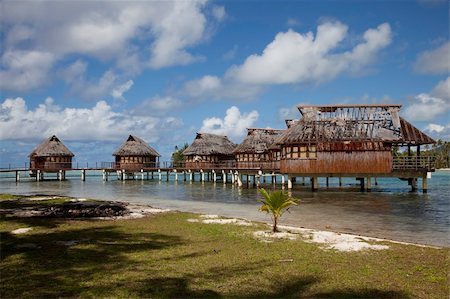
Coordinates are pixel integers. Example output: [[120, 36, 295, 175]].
[[422, 174, 428, 193], [288, 177, 293, 189], [367, 177, 372, 192], [311, 177, 318, 191]]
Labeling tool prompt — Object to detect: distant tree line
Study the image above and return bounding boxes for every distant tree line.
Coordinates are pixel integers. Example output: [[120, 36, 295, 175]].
[[393, 139, 450, 169]]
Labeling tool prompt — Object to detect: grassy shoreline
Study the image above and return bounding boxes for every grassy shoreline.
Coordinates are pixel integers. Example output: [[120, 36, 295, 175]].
[[1, 194, 449, 298]]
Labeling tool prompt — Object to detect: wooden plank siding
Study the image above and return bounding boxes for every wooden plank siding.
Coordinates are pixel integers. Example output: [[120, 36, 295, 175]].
[[280, 151, 392, 174]]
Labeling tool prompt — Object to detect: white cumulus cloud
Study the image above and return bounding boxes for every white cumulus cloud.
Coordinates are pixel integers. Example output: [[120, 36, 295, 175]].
[[111, 80, 134, 101], [414, 42, 449, 74], [0, 97, 183, 142], [0, 1, 222, 91], [0, 50, 56, 91], [200, 106, 259, 141], [183, 21, 392, 101], [403, 77, 450, 122], [226, 22, 392, 85]]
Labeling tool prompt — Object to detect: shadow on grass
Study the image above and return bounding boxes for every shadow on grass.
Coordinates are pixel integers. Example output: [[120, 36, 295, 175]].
[[1, 225, 185, 298]]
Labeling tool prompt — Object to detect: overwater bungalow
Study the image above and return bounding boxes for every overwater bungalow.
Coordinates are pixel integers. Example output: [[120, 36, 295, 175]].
[[233, 128, 284, 170], [183, 133, 236, 169], [29, 135, 74, 170], [113, 135, 160, 171], [276, 105, 435, 189]]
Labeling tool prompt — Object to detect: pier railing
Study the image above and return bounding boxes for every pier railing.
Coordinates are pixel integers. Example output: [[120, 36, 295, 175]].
[[392, 156, 435, 171]]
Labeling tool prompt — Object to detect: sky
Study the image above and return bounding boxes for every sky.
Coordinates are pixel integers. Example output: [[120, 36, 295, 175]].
[[0, 0, 449, 166]]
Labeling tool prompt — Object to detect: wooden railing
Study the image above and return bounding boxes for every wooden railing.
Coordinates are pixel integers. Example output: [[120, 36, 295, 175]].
[[30, 162, 72, 170], [392, 156, 435, 171]]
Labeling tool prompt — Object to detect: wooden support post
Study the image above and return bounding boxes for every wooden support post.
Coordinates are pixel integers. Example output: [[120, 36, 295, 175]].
[[366, 177, 372, 192], [357, 178, 364, 192], [201, 170, 205, 182], [122, 170, 125, 181], [374, 177, 378, 186], [141, 169, 144, 180], [15, 171, 20, 182], [103, 170, 106, 181], [326, 177, 329, 187], [189, 170, 193, 182], [207, 172, 210, 181], [213, 170, 216, 182], [411, 178, 417, 192], [272, 172, 275, 185], [222, 170, 226, 184], [246, 174, 249, 188], [158, 169, 162, 181], [422, 174, 428, 193], [151, 172, 154, 180], [166, 171, 169, 182], [281, 175, 285, 186], [311, 177, 318, 191], [339, 177, 342, 187], [287, 177, 293, 189], [81, 169, 86, 181], [37, 170, 41, 181], [174, 170, 178, 181], [237, 172, 243, 187], [257, 171, 262, 188], [184, 171, 187, 182], [59, 170, 63, 181], [302, 177, 305, 186]]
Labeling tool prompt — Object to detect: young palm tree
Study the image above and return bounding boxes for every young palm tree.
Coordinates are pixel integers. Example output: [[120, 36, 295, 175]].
[[259, 188, 299, 233]]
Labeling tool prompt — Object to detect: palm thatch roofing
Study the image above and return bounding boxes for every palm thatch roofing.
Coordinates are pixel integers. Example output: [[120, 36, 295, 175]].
[[233, 128, 284, 154], [29, 135, 74, 157], [277, 105, 435, 145], [183, 133, 236, 156], [113, 135, 160, 157]]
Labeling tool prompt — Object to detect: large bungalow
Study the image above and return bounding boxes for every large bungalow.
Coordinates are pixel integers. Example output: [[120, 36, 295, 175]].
[[29, 135, 74, 171], [233, 128, 284, 170], [183, 133, 236, 169], [113, 135, 160, 171], [275, 104, 435, 189]]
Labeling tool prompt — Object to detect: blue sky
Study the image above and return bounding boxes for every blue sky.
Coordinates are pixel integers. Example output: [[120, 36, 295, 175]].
[[0, 0, 449, 166]]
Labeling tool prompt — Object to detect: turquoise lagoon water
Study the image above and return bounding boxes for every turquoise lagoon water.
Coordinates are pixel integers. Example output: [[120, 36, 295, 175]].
[[1, 170, 449, 247]]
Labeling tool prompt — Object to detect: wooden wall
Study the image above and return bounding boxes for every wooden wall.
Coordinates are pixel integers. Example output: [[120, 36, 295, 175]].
[[30, 156, 72, 170], [115, 156, 157, 170], [280, 151, 392, 174]]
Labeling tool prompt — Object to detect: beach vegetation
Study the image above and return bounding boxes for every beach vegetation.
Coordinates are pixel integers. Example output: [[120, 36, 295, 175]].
[[1, 194, 449, 298], [258, 188, 299, 232]]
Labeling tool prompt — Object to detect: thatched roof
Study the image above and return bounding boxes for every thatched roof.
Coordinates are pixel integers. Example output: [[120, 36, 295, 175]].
[[113, 135, 160, 157], [29, 135, 74, 157], [233, 128, 284, 154], [277, 105, 435, 145], [183, 133, 236, 156]]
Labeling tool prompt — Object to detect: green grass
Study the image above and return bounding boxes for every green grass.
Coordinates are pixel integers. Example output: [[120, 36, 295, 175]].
[[1, 194, 449, 298]]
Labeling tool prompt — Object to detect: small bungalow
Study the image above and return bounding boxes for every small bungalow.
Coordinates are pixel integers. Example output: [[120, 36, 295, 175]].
[[233, 128, 284, 170], [113, 135, 160, 171], [183, 133, 236, 169], [29, 135, 74, 170], [276, 104, 435, 176]]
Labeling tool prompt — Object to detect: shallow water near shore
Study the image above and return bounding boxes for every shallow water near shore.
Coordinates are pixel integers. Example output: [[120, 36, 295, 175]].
[[1, 170, 449, 247]]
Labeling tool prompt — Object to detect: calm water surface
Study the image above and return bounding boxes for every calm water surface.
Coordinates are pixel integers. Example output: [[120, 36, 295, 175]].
[[1, 170, 449, 247]]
